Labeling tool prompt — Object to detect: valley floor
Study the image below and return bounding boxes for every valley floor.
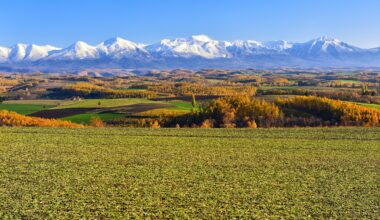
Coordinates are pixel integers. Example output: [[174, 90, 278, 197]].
[[0, 127, 379, 218]]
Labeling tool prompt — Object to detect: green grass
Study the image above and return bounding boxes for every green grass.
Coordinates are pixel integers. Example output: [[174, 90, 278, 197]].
[[332, 79, 360, 84], [61, 113, 125, 124], [54, 98, 157, 109], [136, 108, 189, 117], [0, 104, 52, 115], [167, 101, 194, 111], [356, 102, 380, 109], [336, 72, 357, 76], [0, 127, 378, 219]]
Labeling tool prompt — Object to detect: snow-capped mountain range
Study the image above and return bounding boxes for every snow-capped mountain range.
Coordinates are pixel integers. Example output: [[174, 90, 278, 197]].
[[1, 35, 379, 70]]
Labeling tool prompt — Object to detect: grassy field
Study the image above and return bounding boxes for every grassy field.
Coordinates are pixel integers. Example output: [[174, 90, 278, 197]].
[[54, 98, 157, 109], [0, 128, 378, 218], [357, 102, 380, 109], [61, 112, 126, 124], [167, 101, 194, 110], [136, 108, 189, 117], [333, 79, 361, 84], [0, 104, 53, 115]]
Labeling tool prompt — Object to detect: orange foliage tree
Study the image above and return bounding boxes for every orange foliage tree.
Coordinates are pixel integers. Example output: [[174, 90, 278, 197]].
[[200, 95, 282, 127], [276, 96, 380, 126], [60, 82, 156, 99], [90, 116, 105, 128], [168, 95, 282, 128], [0, 110, 85, 128]]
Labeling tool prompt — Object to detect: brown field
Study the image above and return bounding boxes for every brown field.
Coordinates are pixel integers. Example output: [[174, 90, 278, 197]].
[[28, 103, 173, 119], [29, 108, 98, 118]]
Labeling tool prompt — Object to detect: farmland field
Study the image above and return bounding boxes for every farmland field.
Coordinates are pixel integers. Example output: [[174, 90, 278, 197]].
[[357, 102, 380, 110], [4, 100, 65, 106], [167, 101, 194, 110], [22, 98, 193, 123], [61, 112, 125, 124], [0, 104, 53, 115], [53, 98, 157, 109], [0, 127, 379, 218]]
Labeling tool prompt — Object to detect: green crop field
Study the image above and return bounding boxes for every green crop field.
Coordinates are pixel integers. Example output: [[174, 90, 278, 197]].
[[0, 104, 53, 115], [61, 112, 126, 124], [357, 102, 380, 110], [333, 79, 361, 84], [54, 98, 157, 109], [0, 127, 378, 219], [167, 101, 194, 110]]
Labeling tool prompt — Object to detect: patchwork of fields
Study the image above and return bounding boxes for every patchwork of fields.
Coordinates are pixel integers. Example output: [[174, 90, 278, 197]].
[[0, 127, 378, 218], [1, 99, 195, 124], [2, 98, 379, 126]]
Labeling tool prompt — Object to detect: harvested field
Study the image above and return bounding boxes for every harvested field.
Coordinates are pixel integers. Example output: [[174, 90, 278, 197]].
[[29, 103, 173, 119], [4, 99, 66, 106]]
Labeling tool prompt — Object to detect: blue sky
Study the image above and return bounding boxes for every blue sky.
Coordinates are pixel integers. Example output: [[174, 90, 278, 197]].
[[1, 0, 379, 48]]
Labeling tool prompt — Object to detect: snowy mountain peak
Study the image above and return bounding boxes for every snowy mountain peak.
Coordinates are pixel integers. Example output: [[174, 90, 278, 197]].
[[24, 44, 61, 61], [316, 35, 340, 42], [190, 35, 213, 42], [47, 41, 98, 60], [103, 37, 129, 45], [13, 43, 28, 49], [1, 35, 379, 68], [106, 36, 124, 42], [289, 36, 361, 58], [0, 46, 10, 52], [72, 41, 93, 49], [2, 43, 61, 62], [98, 37, 148, 59], [0, 46, 10, 62], [232, 40, 263, 47], [147, 35, 228, 58], [102, 37, 144, 48], [8, 44, 28, 62], [264, 40, 293, 50]]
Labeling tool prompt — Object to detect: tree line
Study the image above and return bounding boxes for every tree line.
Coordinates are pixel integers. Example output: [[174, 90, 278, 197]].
[[49, 83, 157, 99], [0, 110, 85, 128], [157, 96, 380, 128]]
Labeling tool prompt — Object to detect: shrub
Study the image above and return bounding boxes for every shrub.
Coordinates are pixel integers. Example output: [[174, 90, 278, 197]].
[[150, 120, 161, 129], [90, 116, 105, 128], [200, 119, 213, 128], [247, 120, 257, 128]]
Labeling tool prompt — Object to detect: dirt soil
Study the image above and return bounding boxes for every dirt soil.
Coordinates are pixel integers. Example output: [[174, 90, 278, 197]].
[[28, 108, 98, 118], [28, 103, 173, 119]]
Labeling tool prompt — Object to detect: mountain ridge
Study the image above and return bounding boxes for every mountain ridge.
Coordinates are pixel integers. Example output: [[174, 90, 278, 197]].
[[1, 35, 379, 70]]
